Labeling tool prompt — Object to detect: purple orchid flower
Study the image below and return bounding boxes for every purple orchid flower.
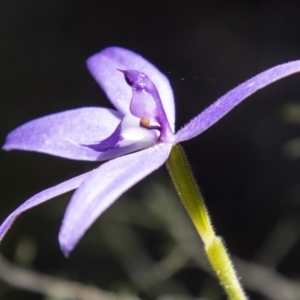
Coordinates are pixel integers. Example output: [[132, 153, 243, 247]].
[[1, 47, 300, 257]]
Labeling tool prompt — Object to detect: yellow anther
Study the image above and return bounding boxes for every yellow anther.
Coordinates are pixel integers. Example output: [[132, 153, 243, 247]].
[[140, 119, 150, 128]]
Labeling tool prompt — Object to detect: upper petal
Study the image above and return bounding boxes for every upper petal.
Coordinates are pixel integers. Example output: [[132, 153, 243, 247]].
[[3, 107, 123, 161], [0, 171, 91, 243], [176, 60, 300, 142], [87, 47, 175, 131], [58, 143, 172, 256]]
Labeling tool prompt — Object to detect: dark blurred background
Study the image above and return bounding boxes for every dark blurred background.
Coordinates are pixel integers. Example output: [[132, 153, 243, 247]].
[[1, 1, 300, 299]]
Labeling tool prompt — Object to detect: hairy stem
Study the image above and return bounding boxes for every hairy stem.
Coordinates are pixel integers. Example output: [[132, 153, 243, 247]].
[[166, 144, 247, 300]]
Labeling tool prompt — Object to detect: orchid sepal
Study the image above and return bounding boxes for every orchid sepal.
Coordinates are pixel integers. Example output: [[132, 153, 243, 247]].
[[176, 60, 300, 142], [59, 143, 172, 256]]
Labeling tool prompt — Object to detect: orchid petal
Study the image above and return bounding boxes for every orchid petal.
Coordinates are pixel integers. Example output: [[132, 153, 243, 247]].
[[176, 60, 300, 142], [87, 47, 175, 131], [0, 171, 92, 243], [58, 143, 172, 256], [83, 114, 159, 153], [3, 107, 124, 161]]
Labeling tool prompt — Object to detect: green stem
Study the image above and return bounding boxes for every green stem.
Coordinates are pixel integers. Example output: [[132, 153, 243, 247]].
[[166, 144, 247, 300]]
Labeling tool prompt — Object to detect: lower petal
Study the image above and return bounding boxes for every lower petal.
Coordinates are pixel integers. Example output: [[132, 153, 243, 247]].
[[58, 143, 172, 256], [0, 171, 92, 243]]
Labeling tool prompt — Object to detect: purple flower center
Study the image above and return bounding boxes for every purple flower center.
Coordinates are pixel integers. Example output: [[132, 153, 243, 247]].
[[82, 70, 172, 153]]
